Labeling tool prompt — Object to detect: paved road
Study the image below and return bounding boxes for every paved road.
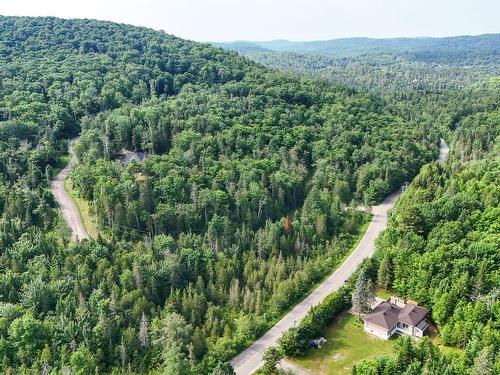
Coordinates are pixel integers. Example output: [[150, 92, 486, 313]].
[[231, 191, 399, 374], [51, 164, 89, 241], [231, 140, 449, 374]]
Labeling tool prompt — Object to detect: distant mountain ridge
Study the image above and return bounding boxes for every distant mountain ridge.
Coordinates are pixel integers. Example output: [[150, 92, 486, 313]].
[[211, 41, 273, 53], [213, 34, 500, 57]]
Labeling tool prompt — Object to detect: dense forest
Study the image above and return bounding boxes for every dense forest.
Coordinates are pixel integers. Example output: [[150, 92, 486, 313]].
[[215, 34, 500, 375], [217, 39, 500, 154], [0, 16, 443, 374], [243, 51, 500, 92], [270, 84, 500, 375], [353, 106, 500, 374], [0, 16, 498, 375]]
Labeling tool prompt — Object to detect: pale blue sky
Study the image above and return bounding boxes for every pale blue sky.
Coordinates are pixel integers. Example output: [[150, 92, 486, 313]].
[[1, 0, 499, 42]]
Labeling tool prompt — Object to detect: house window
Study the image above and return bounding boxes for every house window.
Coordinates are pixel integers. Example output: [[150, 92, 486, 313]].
[[401, 323, 408, 329]]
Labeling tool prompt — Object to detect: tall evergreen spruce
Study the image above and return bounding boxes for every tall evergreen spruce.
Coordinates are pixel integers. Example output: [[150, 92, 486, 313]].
[[352, 270, 375, 316]]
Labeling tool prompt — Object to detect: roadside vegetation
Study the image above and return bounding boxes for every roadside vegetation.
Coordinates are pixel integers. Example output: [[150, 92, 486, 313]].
[[0, 16, 438, 374], [64, 178, 99, 239], [254, 51, 500, 375], [0, 15, 498, 375]]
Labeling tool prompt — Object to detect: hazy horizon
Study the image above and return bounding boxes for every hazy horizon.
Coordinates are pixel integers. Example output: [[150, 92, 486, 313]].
[[1, 0, 499, 42], [211, 33, 498, 44]]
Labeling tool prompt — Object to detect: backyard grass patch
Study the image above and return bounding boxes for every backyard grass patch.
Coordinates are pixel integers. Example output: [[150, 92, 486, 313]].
[[375, 287, 393, 300], [427, 324, 464, 356], [290, 312, 395, 375]]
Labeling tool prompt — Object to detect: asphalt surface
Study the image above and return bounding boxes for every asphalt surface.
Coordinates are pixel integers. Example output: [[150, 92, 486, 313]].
[[231, 191, 399, 374], [231, 140, 449, 374], [51, 164, 90, 241]]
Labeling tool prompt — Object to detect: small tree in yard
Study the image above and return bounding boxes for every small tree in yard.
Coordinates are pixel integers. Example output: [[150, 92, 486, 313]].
[[278, 327, 305, 357], [262, 346, 283, 374], [352, 269, 375, 317]]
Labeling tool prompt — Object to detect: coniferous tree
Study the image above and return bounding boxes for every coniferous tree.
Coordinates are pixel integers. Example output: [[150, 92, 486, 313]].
[[211, 361, 235, 375], [138, 313, 150, 349], [471, 346, 495, 375], [262, 346, 283, 375], [377, 254, 392, 290], [352, 270, 374, 316]]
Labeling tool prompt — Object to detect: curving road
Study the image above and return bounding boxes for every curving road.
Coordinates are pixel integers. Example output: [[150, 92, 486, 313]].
[[51, 164, 90, 241], [231, 140, 449, 374]]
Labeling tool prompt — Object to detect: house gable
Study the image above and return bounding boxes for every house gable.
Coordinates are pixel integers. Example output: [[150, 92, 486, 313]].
[[362, 297, 429, 339]]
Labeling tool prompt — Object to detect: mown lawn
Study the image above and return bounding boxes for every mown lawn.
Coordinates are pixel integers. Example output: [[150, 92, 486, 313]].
[[375, 287, 393, 300], [291, 312, 395, 375]]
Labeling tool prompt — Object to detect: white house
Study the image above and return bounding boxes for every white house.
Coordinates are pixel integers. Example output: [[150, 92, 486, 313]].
[[362, 297, 429, 340]]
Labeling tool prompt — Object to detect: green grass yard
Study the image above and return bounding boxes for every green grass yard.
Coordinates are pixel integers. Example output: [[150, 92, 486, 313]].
[[291, 312, 395, 375], [375, 287, 393, 300]]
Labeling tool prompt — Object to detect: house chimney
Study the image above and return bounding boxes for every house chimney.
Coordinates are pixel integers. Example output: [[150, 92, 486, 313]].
[[390, 297, 405, 307]]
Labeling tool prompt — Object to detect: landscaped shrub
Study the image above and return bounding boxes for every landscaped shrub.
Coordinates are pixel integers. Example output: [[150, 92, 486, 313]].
[[278, 286, 352, 356]]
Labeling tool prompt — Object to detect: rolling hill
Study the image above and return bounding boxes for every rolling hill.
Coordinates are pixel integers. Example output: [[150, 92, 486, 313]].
[[0, 15, 441, 374], [214, 34, 500, 59]]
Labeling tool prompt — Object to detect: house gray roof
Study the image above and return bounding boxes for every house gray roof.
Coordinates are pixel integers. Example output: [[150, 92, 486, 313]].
[[398, 302, 429, 326], [362, 301, 400, 329], [117, 150, 146, 165], [416, 318, 430, 331], [363, 300, 428, 330]]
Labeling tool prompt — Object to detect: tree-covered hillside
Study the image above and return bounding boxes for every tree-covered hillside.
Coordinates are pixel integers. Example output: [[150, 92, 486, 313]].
[[354, 106, 499, 374], [0, 16, 442, 374], [222, 38, 500, 155], [244, 51, 500, 93], [215, 32, 500, 375]]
